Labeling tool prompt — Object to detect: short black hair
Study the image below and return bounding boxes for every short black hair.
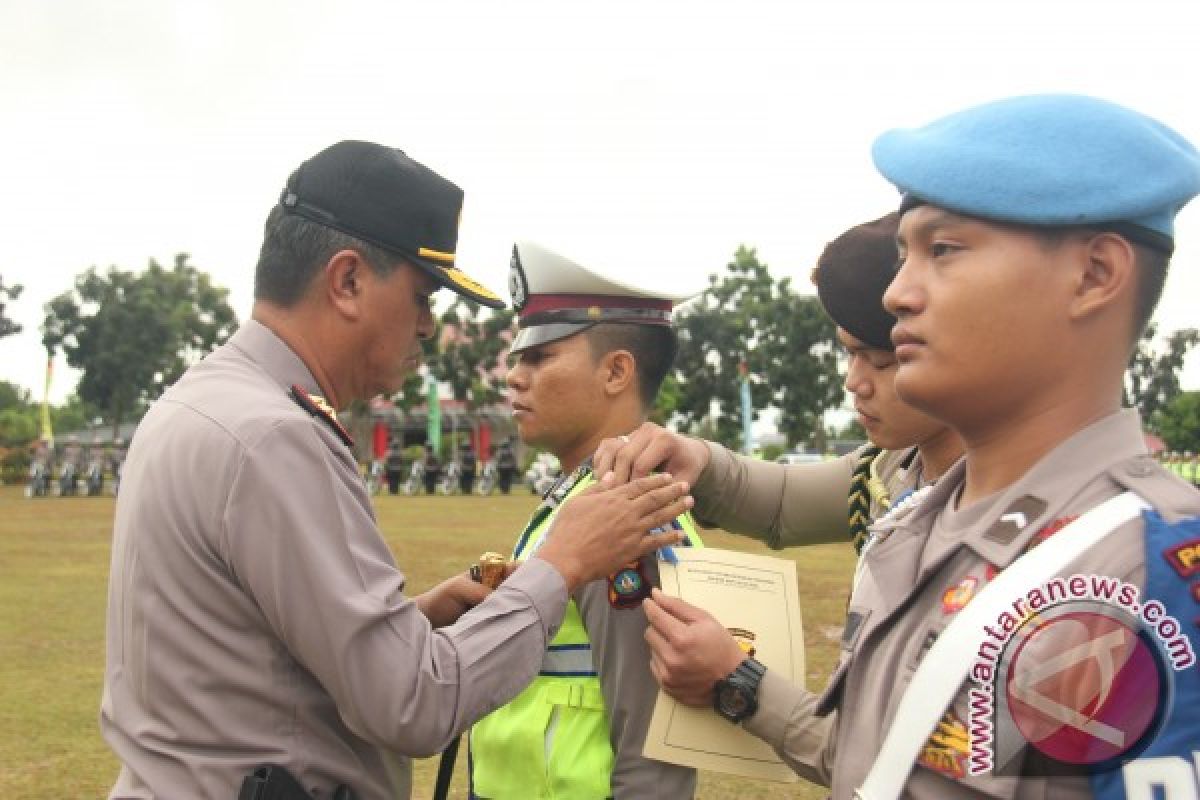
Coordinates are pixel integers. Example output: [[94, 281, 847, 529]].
[[254, 204, 404, 307], [1031, 226, 1170, 339], [583, 323, 679, 410], [1130, 243, 1170, 337]]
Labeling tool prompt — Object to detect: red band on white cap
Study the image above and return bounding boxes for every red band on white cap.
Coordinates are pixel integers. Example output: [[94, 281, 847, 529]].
[[518, 293, 673, 320]]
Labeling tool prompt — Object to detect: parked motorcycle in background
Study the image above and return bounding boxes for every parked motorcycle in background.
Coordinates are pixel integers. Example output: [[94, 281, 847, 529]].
[[26, 461, 49, 497], [438, 460, 462, 495], [403, 460, 425, 496], [57, 461, 79, 496], [476, 459, 497, 495], [85, 457, 105, 496], [365, 459, 385, 496]]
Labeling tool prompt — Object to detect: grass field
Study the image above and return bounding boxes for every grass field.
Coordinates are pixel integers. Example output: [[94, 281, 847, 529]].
[[0, 486, 855, 799]]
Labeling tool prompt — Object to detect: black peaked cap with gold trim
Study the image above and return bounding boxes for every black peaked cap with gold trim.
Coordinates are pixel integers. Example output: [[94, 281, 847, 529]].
[[281, 140, 504, 309], [507, 240, 694, 354]]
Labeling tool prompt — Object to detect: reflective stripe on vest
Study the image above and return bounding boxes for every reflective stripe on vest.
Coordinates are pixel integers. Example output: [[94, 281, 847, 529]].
[[469, 472, 702, 799], [541, 644, 595, 677]]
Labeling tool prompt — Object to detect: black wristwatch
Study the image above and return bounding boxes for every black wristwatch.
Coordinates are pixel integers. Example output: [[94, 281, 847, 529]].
[[713, 656, 766, 724]]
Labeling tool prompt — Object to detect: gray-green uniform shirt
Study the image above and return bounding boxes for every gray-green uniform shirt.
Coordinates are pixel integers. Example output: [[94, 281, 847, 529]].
[[101, 320, 569, 799], [692, 441, 925, 549]]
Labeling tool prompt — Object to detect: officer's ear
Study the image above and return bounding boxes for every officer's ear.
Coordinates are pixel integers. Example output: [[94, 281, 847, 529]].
[[1067, 232, 1136, 325], [323, 249, 366, 320], [601, 349, 637, 398]]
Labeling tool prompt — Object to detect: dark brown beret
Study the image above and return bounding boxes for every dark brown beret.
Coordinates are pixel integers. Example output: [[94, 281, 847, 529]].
[[813, 212, 900, 351]]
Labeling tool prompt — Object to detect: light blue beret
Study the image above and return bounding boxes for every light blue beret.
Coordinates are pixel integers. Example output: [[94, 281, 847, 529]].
[[872, 94, 1200, 251]]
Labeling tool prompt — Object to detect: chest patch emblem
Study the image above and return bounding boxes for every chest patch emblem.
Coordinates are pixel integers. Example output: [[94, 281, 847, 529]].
[[608, 560, 651, 609], [942, 575, 980, 615], [918, 709, 969, 780]]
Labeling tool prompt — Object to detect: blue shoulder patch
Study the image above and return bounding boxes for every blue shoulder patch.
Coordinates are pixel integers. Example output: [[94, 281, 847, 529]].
[[1090, 511, 1200, 798]]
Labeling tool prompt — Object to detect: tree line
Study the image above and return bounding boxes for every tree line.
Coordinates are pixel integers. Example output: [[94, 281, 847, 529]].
[[1, 249, 1198, 463]]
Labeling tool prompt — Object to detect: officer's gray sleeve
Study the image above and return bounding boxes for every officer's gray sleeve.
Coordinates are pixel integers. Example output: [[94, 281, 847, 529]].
[[741, 670, 836, 787], [577, 564, 697, 799], [221, 419, 567, 756], [692, 442, 855, 548]]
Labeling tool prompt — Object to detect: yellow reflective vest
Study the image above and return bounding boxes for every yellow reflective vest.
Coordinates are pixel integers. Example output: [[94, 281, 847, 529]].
[[469, 471, 702, 799]]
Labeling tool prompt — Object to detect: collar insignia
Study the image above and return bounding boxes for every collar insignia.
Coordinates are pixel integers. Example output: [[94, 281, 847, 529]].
[[289, 384, 353, 449], [983, 496, 1048, 545]]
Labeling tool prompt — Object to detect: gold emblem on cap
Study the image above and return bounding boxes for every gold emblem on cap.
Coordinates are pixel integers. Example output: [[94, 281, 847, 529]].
[[587, 306, 602, 320]]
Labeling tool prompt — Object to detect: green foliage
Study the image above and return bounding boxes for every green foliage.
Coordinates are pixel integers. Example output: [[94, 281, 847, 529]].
[[1126, 323, 1200, 422], [425, 298, 515, 411], [0, 409, 37, 448], [0, 384, 37, 469], [673, 246, 841, 449], [392, 371, 427, 414], [765, 288, 843, 448], [648, 372, 682, 426], [52, 394, 101, 435], [1153, 391, 1200, 453], [832, 417, 867, 441], [0, 274, 22, 339], [760, 443, 786, 462], [0, 380, 32, 411], [41, 254, 237, 437]]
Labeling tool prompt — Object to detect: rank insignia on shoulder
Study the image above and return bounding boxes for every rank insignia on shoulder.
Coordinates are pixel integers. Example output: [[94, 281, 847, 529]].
[[289, 384, 354, 449], [608, 560, 652, 610]]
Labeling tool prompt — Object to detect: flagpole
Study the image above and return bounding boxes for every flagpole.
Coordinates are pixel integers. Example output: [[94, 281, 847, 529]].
[[40, 353, 54, 446], [426, 373, 441, 457], [739, 360, 753, 456]]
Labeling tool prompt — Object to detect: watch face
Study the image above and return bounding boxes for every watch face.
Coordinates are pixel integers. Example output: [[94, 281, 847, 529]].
[[719, 685, 751, 716]]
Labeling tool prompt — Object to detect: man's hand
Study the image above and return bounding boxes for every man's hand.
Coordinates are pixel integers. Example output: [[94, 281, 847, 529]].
[[591, 422, 710, 486], [643, 589, 747, 707], [537, 472, 692, 592], [416, 572, 493, 628]]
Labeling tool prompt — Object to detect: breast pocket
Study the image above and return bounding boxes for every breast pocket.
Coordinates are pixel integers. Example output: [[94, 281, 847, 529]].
[[905, 624, 1026, 799]]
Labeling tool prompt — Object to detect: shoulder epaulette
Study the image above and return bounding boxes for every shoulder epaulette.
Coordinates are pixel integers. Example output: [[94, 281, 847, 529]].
[[289, 384, 354, 449]]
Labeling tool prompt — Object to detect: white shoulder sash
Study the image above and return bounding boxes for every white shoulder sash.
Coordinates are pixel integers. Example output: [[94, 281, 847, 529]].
[[854, 491, 1149, 800]]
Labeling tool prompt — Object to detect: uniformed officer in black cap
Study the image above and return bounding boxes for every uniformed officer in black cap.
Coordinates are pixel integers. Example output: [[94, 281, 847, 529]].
[[101, 141, 691, 800]]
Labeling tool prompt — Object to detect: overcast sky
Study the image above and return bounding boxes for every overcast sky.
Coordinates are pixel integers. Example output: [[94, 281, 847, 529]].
[[3, 0, 1199, 411]]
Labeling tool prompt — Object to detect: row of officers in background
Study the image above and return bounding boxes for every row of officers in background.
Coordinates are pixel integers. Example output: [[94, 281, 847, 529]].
[[1162, 451, 1199, 486], [366, 439, 530, 497], [26, 434, 126, 497]]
